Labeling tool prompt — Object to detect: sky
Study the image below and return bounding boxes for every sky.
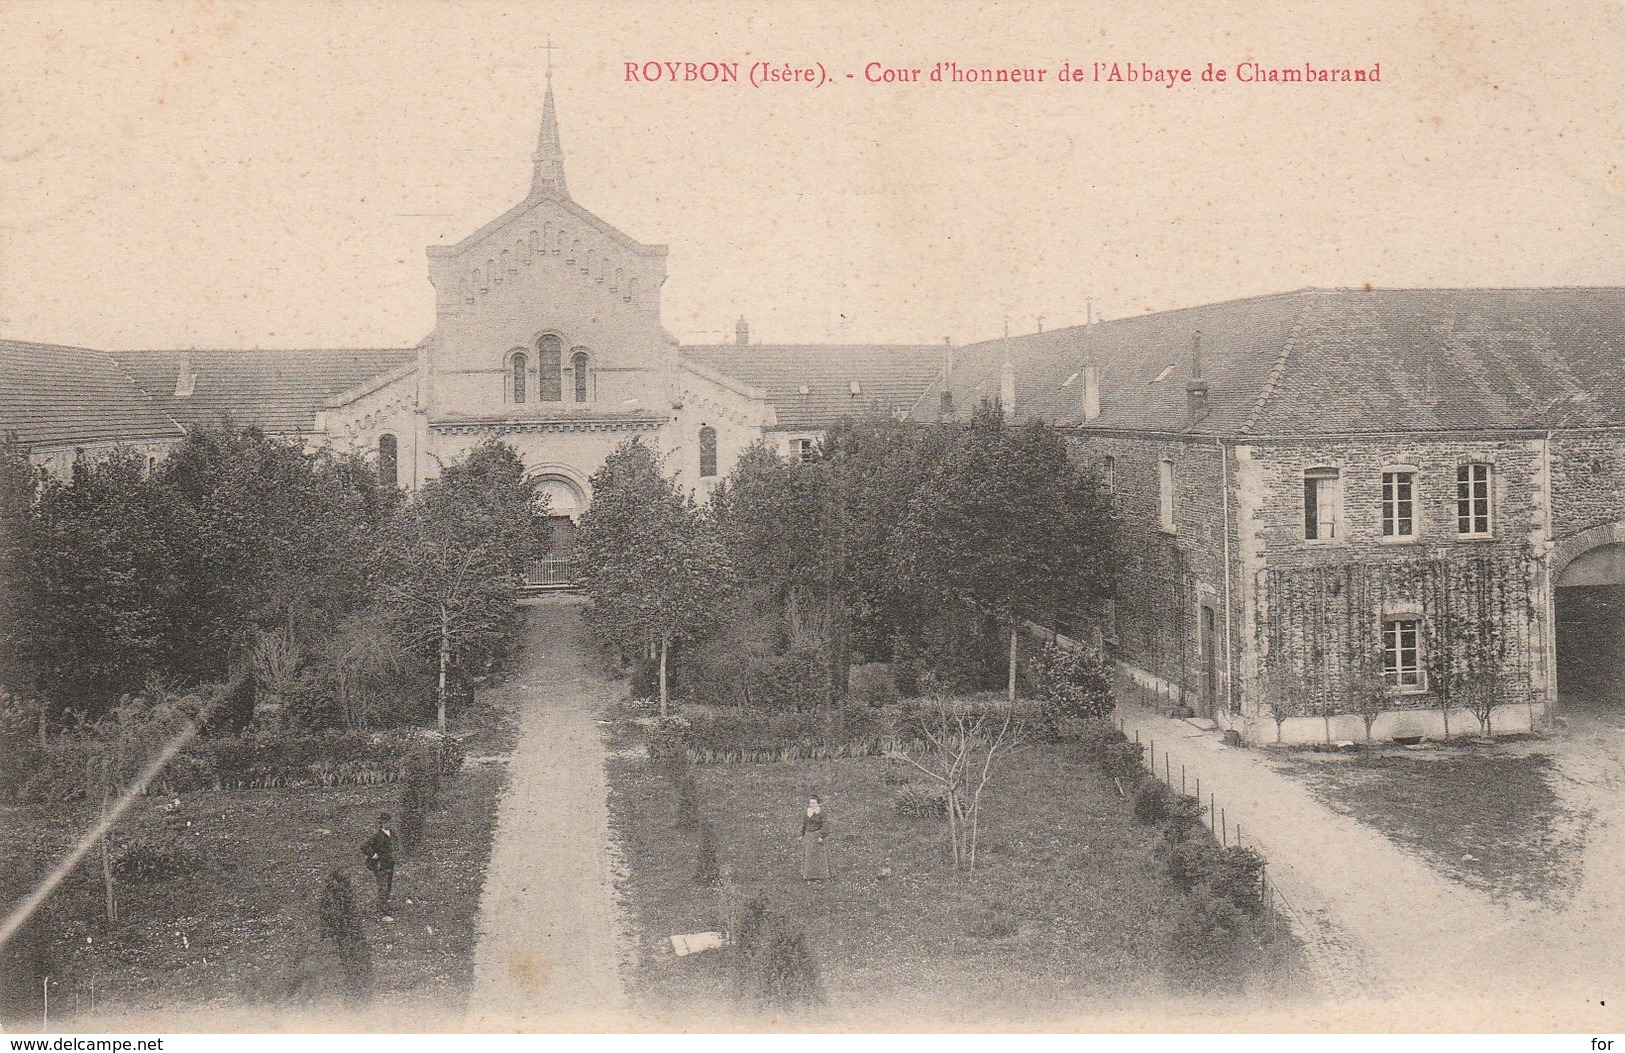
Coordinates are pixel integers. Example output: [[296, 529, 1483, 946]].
[[0, 0, 1621, 350]]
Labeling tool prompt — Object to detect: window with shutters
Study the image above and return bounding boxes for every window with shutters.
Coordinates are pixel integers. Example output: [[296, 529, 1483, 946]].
[[1303, 467, 1342, 541]]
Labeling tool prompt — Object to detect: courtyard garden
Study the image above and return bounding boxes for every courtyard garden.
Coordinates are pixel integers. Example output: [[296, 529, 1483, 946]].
[[606, 694, 1309, 1024]]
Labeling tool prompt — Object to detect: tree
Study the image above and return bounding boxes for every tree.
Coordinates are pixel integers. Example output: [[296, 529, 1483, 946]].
[[821, 416, 952, 662], [896, 402, 1114, 701], [374, 440, 547, 732], [576, 440, 734, 715], [0, 436, 39, 709], [709, 443, 832, 608], [147, 424, 396, 728], [23, 450, 174, 720], [886, 690, 1025, 870]]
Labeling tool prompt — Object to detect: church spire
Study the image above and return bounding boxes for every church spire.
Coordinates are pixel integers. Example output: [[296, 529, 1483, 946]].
[[532, 71, 568, 198]]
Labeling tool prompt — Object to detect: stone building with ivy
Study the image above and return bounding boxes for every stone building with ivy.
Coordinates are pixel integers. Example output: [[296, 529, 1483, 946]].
[[922, 287, 1625, 742]]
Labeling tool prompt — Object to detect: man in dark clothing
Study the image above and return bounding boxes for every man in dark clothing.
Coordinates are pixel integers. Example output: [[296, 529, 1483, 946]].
[[361, 812, 395, 915]]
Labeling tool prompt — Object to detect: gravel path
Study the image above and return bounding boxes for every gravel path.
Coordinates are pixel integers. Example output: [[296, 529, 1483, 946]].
[[1120, 704, 1624, 1029], [466, 596, 627, 1029]]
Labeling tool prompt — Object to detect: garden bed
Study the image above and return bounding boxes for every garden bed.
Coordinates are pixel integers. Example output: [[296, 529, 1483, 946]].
[[607, 735, 1307, 1026], [1, 708, 516, 1026]]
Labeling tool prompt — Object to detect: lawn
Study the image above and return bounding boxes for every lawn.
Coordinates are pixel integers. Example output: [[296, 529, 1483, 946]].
[[1268, 745, 1589, 904], [0, 698, 515, 1028], [608, 723, 1307, 1027]]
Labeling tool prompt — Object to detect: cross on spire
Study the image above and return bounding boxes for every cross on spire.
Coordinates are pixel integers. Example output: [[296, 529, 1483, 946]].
[[532, 39, 568, 198]]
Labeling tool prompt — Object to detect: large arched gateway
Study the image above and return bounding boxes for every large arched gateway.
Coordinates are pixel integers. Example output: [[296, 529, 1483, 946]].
[[1554, 522, 1625, 715], [526, 467, 590, 589]]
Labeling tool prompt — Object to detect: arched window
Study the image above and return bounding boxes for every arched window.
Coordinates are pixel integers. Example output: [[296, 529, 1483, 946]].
[[510, 350, 528, 404], [378, 434, 398, 488], [489, 258, 500, 285], [699, 425, 718, 478], [571, 350, 590, 403], [536, 334, 563, 401]]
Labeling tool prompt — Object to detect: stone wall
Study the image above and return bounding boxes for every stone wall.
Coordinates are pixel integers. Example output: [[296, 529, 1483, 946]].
[[1066, 432, 1235, 715]]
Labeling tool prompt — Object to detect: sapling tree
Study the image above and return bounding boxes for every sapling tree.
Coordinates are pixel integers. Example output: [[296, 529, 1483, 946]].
[[885, 688, 1026, 870], [374, 440, 547, 732]]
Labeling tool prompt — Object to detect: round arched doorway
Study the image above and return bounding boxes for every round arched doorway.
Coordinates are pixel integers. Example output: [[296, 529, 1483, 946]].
[[527, 470, 590, 589], [1554, 525, 1625, 717]]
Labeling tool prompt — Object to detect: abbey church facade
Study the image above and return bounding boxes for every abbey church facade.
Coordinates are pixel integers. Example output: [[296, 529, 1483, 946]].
[[0, 77, 943, 564]]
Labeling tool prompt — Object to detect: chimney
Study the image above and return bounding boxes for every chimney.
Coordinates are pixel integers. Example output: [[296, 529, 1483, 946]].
[[1185, 331, 1210, 425], [1081, 307, 1100, 422], [174, 352, 197, 398], [1083, 364, 1100, 421], [735, 316, 750, 346], [1000, 360, 1016, 416]]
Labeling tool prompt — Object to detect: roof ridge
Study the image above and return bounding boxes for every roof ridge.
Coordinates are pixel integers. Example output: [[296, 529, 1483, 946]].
[[1240, 292, 1319, 436]]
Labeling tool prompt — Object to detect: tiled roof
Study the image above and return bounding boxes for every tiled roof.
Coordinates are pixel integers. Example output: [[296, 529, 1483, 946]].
[[681, 345, 944, 430], [0, 339, 186, 449], [921, 288, 1625, 435], [114, 348, 418, 435]]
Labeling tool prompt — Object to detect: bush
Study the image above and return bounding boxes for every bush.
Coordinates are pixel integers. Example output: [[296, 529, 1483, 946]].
[[728, 896, 824, 1009], [1077, 717, 1127, 761], [316, 868, 371, 999], [693, 820, 721, 887], [646, 716, 692, 763], [680, 706, 889, 763], [894, 784, 948, 819], [1029, 642, 1115, 738], [1133, 780, 1174, 824], [1164, 840, 1265, 915], [1171, 887, 1253, 960], [1102, 740, 1146, 782], [848, 663, 899, 707], [398, 779, 426, 855], [759, 930, 824, 1007], [672, 770, 701, 830]]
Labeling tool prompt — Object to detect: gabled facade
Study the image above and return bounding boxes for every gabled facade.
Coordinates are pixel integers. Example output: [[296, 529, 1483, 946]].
[[2, 76, 939, 572]]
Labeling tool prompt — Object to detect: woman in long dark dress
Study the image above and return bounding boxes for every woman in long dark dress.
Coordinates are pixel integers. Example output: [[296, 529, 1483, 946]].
[[800, 796, 831, 880]]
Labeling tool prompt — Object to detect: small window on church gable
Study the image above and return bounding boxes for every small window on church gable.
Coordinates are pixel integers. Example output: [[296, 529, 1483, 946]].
[[529, 230, 541, 258], [699, 426, 718, 478], [378, 434, 398, 488], [490, 257, 501, 285], [474, 267, 485, 294], [502, 249, 513, 276], [510, 351, 529, 404], [537, 335, 563, 402], [572, 350, 590, 403]]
